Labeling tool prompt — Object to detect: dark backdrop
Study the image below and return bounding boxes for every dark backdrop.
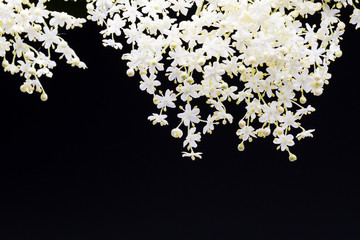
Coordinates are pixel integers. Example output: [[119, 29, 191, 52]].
[[1, 2, 359, 239]]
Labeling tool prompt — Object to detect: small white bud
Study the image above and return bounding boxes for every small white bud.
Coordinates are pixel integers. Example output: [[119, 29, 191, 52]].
[[20, 85, 27, 93], [237, 142, 245, 151], [335, 50, 342, 58], [238, 119, 246, 128], [291, 10, 299, 18], [86, 3, 94, 11], [313, 73, 321, 81], [238, 64, 246, 74], [2, 60, 9, 67], [277, 106, 284, 114], [153, 97, 159, 105], [316, 80, 324, 86], [40, 92, 48, 101], [171, 128, 183, 138], [300, 96, 307, 104], [248, 56, 256, 65], [186, 76, 194, 83], [263, 127, 271, 137], [126, 68, 135, 77], [337, 22, 345, 30], [180, 72, 188, 79], [197, 57, 206, 66], [289, 153, 297, 162], [29, 67, 36, 75], [314, 88, 323, 96], [280, 47, 288, 55]]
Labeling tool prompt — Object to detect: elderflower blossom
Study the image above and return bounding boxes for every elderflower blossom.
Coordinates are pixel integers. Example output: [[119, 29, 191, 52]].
[[84, 0, 360, 161], [0, 0, 86, 100], [3, 0, 360, 162]]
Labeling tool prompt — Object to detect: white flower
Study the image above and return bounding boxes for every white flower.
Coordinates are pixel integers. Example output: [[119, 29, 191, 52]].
[[321, 5, 340, 25], [203, 115, 215, 134], [0, 37, 10, 57], [296, 129, 315, 140], [181, 151, 202, 161], [273, 134, 295, 151], [296, 105, 316, 117], [140, 74, 161, 94], [102, 39, 123, 50], [177, 104, 200, 127], [101, 14, 125, 36], [148, 113, 168, 126], [183, 127, 201, 148], [176, 81, 200, 101], [236, 126, 256, 141], [278, 111, 299, 129], [203, 62, 225, 82], [12, 36, 28, 58], [50, 12, 71, 28], [259, 101, 280, 124], [245, 99, 261, 120], [166, 66, 183, 82], [155, 89, 177, 109], [55, 41, 74, 60], [38, 26, 60, 49], [350, 8, 360, 29]]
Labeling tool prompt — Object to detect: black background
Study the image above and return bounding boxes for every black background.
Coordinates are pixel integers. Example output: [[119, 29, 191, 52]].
[[1, 2, 359, 239]]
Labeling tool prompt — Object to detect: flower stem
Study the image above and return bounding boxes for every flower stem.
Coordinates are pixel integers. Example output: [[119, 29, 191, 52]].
[[195, 0, 205, 16]]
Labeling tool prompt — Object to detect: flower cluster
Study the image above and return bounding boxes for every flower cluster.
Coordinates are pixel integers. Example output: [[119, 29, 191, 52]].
[[85, 0, 360, 161], [0, 0, 86, 101], [3, 0, 360, 161]]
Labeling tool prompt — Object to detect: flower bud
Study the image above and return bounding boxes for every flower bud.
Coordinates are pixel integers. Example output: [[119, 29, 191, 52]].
[[20, 85, 27, 93], [277, 106, 284, 114], [238, 119, 246, 128], [289, 153, 297, 162], [86, 3, 94, 11], [186, 76, 194, 83], [335, 50, 342, 58], [248, 56, 256, 65], [2, 60, 9, 68], [280, 47, 288, 55], [313, 73, 321, 81], [197, 57, 206, 66], [314, 88, 323, 96], [337, 22, 345, 30], [237, 142, 245, 151], [29, 67, 36, 75], [40, 92, 48, 101], [300, 96, 307, 104], [20, 83, 32, 93], [273, 127, 283, 137], [263, 127, 271, 137], [153, 97, 159, 105], [316, 79, 324, 86], [171, 128, 183, 138], [180, 72, 188, 79], [238, 64, 246, 74], [24, 52, 35, 60], [126, 68, 135, 77]]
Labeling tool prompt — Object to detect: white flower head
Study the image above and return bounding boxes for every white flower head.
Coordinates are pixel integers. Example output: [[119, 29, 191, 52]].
[[273, 134, 295, 151], [177, 103, 200, 127]]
